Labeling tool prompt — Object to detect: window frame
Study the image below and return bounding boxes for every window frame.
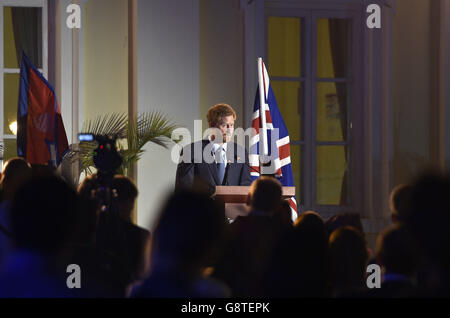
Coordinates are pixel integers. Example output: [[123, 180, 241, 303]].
[[0, 0, 48, 161], [263, 4, 364, 218]]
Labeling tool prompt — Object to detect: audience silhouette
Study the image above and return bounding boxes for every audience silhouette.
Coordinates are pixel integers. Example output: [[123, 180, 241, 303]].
[[75, 173, 150, 297], [1, 159, 450, 299], [0, 174, 80, 297], [404, 172, 450, 296], [132, 188, 229, 298], [263, 211, 331, 297], [0, 158, 32, 267], [213, 176, 287, 297], [389, 184, 414, 224], [329, 226, 368, 297], [367, 224, 419, 297]]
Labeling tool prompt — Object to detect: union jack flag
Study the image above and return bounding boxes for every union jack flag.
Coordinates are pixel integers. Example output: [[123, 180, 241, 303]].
[[249, 58, 298, 221]]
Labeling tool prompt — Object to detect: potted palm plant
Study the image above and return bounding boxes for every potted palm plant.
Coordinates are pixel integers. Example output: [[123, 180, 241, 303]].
[[68, 111, 178, 179]]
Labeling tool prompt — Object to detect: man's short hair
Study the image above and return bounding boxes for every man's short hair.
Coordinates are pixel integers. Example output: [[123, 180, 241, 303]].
[[206, 103, 236, 127], [111, 175, 138, 202], [389, 184, 413, 222], [375, 224, 418, 276], [249, 176, 282, 213]]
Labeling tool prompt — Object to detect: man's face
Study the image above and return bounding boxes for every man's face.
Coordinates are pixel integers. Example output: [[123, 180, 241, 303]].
[[213, 115, 235, 143]]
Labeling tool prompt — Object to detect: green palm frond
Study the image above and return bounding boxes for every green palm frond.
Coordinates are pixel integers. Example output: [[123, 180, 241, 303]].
[[72, 113, 128, 175], [136, 112, 178, 149], [78, 141, 97, 175], [118, 111, 178, 175], [71, 111, 179, 177], [82, 113, 128, 138]]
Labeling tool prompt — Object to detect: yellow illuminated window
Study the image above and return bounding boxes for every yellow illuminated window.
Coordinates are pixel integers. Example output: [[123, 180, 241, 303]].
[[266, 14, 352, 210]]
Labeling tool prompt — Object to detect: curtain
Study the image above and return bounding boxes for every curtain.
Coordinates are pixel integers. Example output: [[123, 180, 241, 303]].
[[328, 19, 349, 205], [11, 7, 42, 67]]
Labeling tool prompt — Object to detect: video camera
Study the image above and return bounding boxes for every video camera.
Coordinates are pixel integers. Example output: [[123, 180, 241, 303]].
[[78, 133, 122, 175], [78, 133, 123, 215], [78, 133, 124, 250], [78, 133, 132, 269]]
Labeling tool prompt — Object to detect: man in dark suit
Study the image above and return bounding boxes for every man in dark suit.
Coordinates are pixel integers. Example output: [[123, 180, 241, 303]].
[[175, 103, 252, 195]]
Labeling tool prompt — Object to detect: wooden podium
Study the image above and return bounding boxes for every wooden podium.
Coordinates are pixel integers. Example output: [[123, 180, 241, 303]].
[[213, 186, 296, 219]]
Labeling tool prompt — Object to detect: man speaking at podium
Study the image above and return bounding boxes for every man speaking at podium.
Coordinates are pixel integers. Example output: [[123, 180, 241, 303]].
[[175, 104, 252, 195]]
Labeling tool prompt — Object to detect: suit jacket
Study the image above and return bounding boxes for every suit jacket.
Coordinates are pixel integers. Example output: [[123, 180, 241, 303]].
[[175, 140, 252, 195]]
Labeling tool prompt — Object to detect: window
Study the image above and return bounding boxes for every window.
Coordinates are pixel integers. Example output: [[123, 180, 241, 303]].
[[265, 6, 361, 217], [0, 0, 47, 164]]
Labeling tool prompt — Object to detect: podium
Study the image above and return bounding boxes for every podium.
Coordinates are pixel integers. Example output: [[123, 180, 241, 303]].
[[213, 186, 296, 219]]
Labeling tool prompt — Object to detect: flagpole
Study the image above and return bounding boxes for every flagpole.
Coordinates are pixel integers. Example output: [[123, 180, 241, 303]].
[[257, 58, 269, 156]]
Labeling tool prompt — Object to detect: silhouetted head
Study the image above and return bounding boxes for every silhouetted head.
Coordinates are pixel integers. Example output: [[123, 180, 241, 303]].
[[0, 157, 31, 201], [329, 226, 368, 294], [294, 211, 328, 260], [111, 175, 138, 222], [375, 224, 418, 277], [389, 184, 413, 224], [247, 176, 282, 216], [11, 176, 79, 254], [295, 211, 324, 233], [406, 172, 450, 270], [325, 212, 365, 239], [291, 211, 330, 296], [151, 189, 225, 272]]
